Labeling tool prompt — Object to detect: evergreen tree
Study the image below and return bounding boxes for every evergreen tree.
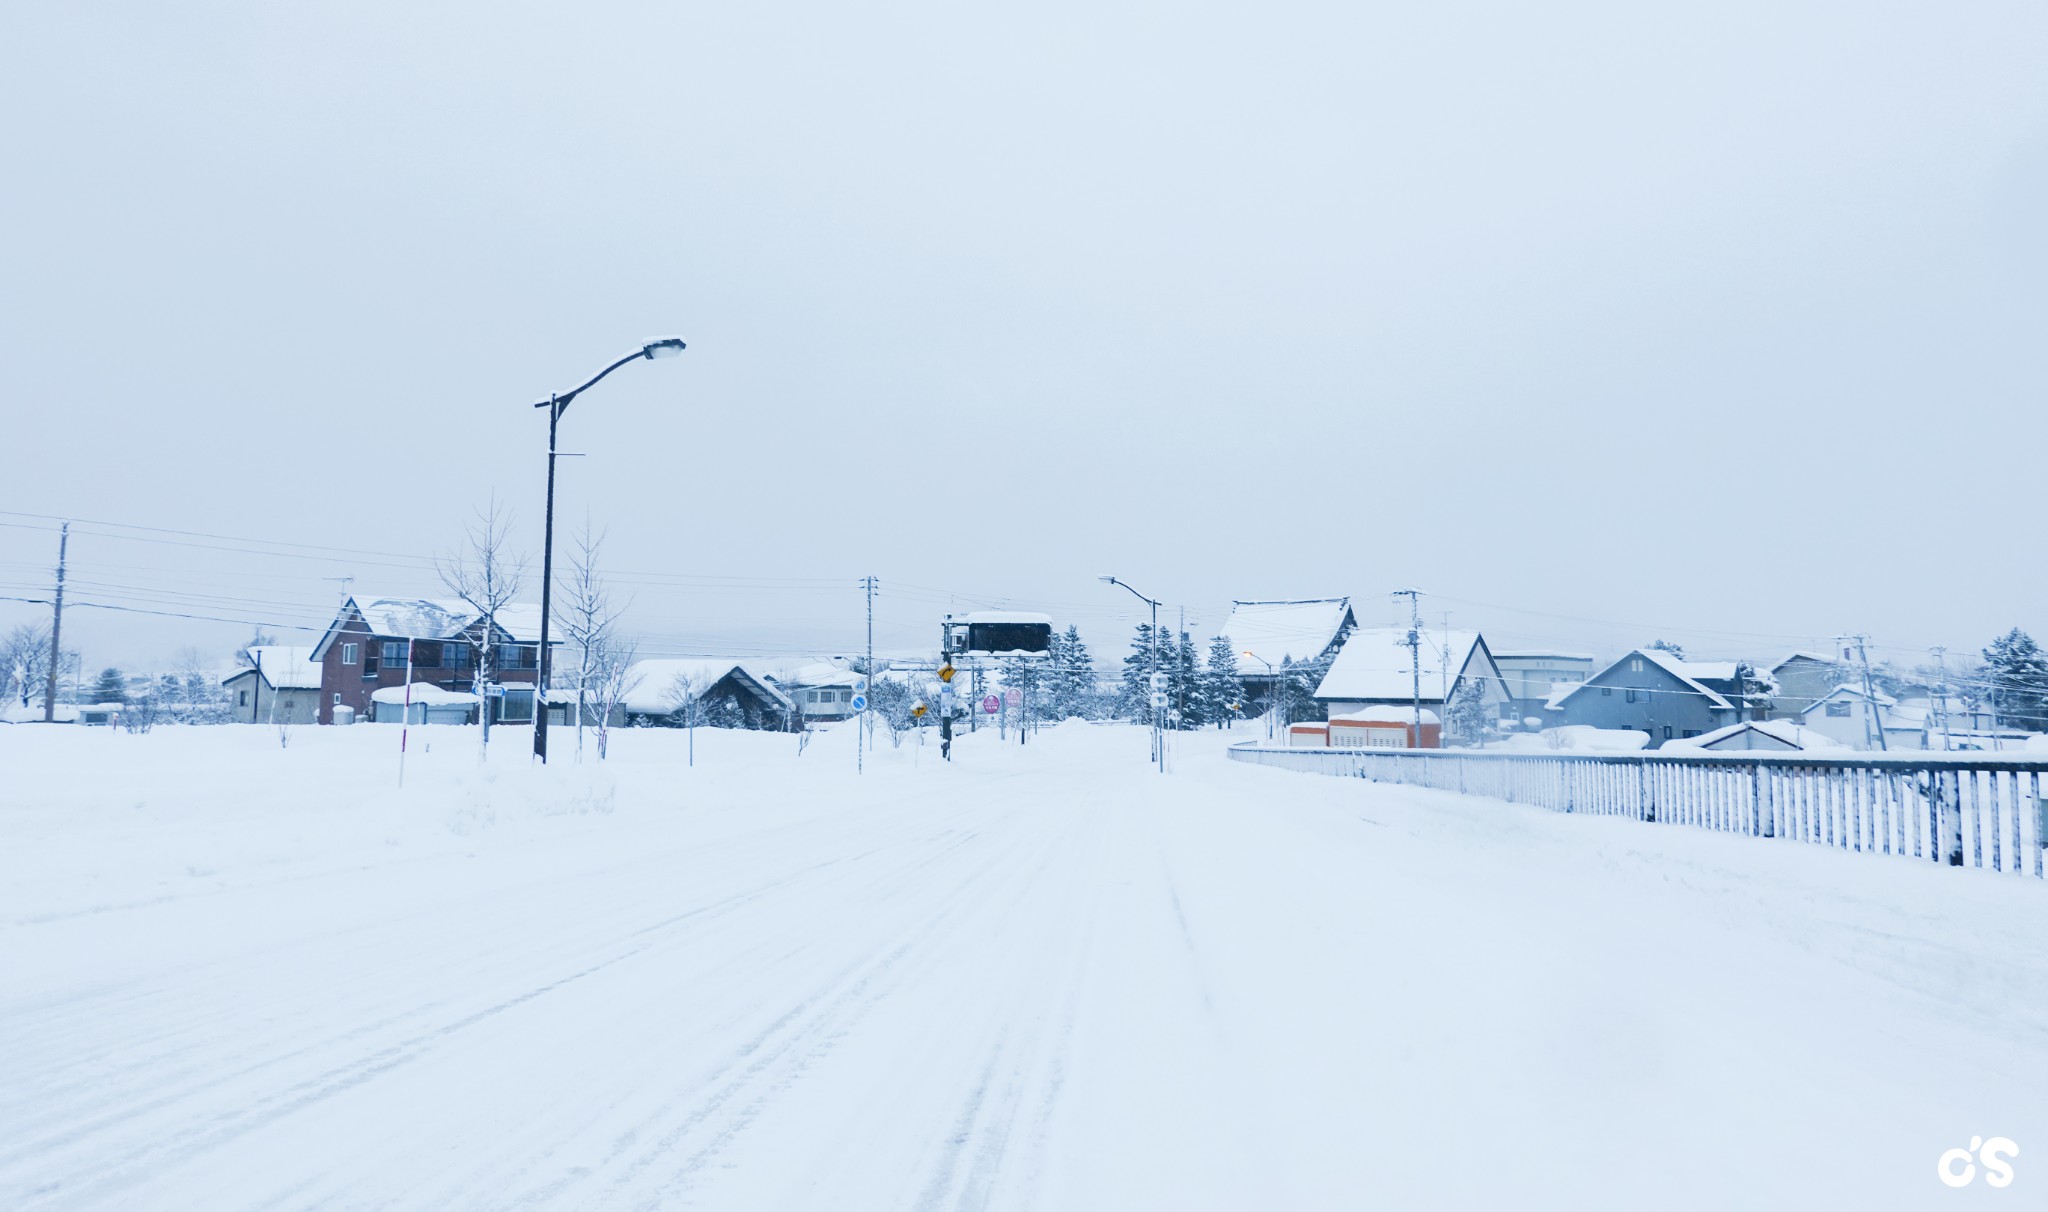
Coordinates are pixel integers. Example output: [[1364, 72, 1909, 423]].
[[1170, 631, 1200, 728], [1203, 635, 1245, 729], [1048, 625, 1095, 719], [1446, 675, 1490, 744], [1649, 639, 1687, 659], [1118, 623, 1163, 721], [92, 667, 126, 704], [1983, 627, 2048, 731]]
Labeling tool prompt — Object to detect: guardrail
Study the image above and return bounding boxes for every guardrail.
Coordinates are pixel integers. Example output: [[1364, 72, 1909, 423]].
[[1227, 744, 2048, 877]]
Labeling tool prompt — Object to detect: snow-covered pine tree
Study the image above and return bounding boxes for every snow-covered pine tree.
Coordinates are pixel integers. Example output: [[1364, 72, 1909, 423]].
[[1170, 631, 1200, 728], [1118, 623, 1161, 721], [1203, 635, 1244, 729], [1983, 627, 2048, 731], [91, 667, 126, 704], [1055, 625, 1096, 719], [1649, 639, 1687, 659], [1446, 675, 1490, 744]]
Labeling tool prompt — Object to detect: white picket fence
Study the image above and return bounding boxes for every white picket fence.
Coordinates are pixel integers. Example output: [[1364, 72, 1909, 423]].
[[1228, 744, 2048, 877]]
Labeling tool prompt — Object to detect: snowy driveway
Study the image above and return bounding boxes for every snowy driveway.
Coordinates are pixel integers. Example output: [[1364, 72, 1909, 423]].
[[3, 723, 2044, 1209]]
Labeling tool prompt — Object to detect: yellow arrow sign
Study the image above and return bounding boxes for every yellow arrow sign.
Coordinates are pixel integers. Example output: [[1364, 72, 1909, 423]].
[[938, 664, 956, 683]]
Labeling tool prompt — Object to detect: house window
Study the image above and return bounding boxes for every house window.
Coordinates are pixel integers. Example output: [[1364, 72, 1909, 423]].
[[1625, 689, 1641, 703], [1825, 701, 1851, 718], [1662, 725, 1673, 739], [1630, 658, 1644, 672], [332, 692, 342, 704], [381, 641, 408, 665], [237, 689, 249, 707], [341, 642, 358, 665], [1601, 687, 1612, 697], [444, 643, 471, 669], [498, 643, 536, 670], [1681, 729, 1701, 738], [362, 652, 379, 677]]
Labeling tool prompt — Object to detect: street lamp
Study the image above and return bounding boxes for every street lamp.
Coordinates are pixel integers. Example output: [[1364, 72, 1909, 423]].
[[531, 337, 687, 763], [1242, 650, 1276, 741], [1099, 575, 1164, 773]]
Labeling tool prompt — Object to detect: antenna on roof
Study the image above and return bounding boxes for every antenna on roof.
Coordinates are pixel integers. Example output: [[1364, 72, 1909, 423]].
[[323, 576, 354, 606]]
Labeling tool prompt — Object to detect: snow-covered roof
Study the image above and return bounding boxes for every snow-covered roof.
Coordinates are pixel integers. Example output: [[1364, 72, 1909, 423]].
[[960, 611, 1052, 625], [1314, 628, 1486, 703], [1799, 683, 1898, 714], [1555, 649, 1738, 711], [1224, 599, 1353, 666], [369, 684, 479, 705], [1331, 706, 1440, 725], [619, 659, 795, 715], [1542, 681, 1581, 711], [355, 597, 475, 640], [1772, 651, 1843, 671], [311, 596, 552, 661], [1490, 650, 1594, 662], [775, 662, 865, 688], [226, 646, 322, 689], [1671, 719, 1841, 752]]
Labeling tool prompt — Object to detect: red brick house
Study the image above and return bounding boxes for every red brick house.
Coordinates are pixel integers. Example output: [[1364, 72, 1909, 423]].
[[308, 595, 558, 725]]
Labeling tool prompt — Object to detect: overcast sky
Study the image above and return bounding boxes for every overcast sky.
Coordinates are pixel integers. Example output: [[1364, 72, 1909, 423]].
[[3, 0, 2045, 676]]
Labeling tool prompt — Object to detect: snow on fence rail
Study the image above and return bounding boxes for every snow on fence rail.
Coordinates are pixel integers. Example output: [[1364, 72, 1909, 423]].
[[1228, 743, 2048, 877]]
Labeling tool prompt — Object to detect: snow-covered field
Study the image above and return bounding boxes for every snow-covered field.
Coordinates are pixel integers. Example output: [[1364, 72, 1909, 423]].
[[3, 720, 2044, 1209]]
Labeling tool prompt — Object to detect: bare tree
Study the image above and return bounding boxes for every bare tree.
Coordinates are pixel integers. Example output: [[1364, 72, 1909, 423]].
[[557, 522, 629, 761], [2, 624, 51, 709], [437, 497, 527, 749], [588, 636, 638, 760]]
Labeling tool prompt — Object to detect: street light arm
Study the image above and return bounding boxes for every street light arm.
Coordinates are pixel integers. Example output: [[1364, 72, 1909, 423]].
[[1101, 576, 1161, 609], [533, 351, 642, 412], [533, 340, 687, 412]]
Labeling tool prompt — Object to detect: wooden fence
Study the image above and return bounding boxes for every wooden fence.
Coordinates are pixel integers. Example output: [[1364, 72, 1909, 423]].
[[1227, 744, 2048, 877]]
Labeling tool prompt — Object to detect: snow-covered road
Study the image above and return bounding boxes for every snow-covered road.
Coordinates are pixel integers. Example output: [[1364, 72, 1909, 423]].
[[3, 722, 2044, 1209]]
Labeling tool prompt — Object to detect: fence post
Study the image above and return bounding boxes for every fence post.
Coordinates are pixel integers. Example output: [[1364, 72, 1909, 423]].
[[1752, 762, 1767, 837]]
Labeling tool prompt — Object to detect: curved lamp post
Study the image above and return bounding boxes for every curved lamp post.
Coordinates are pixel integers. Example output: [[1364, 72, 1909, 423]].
[[532, 338, 686, 763], [1242, 650, 1276, 741], [1099, 575, 1164, 773]]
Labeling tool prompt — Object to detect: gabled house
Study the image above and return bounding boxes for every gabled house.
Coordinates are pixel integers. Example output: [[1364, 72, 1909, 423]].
[[616, 658, 796, 730], [1665, 719, 1841, 752], [1548, 649, 1760, 747], [1492, 650, 1595, 724], [1312, 628, 1510, 743], [220, 645, 322, 724], [1797, 684, 1926, 750], [308, 595, 557, 725], [774, 663, 866, 723], [1224, 598, 1357, 713], [1768, 652, 1848, 720]]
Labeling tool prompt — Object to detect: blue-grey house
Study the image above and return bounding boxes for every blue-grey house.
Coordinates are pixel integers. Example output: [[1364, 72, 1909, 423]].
[[1548, 649, 1758, 747]]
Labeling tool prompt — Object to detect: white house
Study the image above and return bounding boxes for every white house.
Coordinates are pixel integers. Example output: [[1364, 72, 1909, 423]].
[[1223, 598, 1356, 713], [220, 645, 323, 724], [1313, 627, 1509, 735], [1664, 719, 1844, 752], [1796, 684, 1925, 750], [775, 662, 866, 723]]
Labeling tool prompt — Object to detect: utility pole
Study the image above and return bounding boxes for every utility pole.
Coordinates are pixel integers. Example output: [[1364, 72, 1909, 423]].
[[42, 522, 68, 723], [1395, 588, 1423, 748], [860, 575, 876, 775], [1842, 634, 1888, 751], [1441, 611, 1453, 705], [1930, 646, 1953, 752]]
